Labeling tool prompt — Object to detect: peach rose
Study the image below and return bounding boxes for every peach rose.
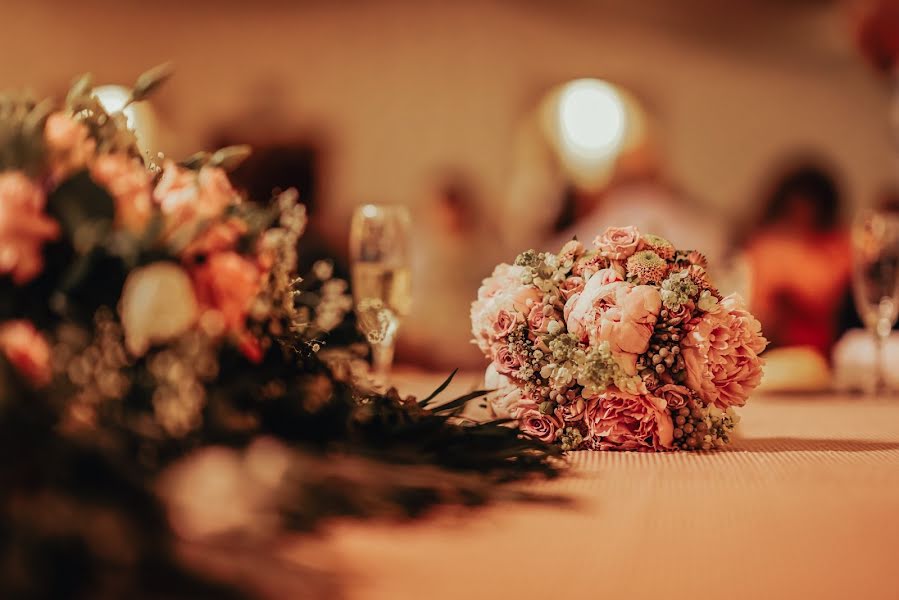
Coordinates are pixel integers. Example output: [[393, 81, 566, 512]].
[[0, 172, 59, 284], [191, 252, 261, 338], [519, 408, 561, 443], [182, 218, 248, 259], [594, 285, 662, 353], [564, 268, 624, 339], [585, 391, 674, 451], [594, 226, 640, 261], [681, 294, 767, 409], [554, 397, 587, 422], [90, 154, 153, 232], [655, 384, 692, 410], [0, 320, 52, 387], [153, 161, 239, 232], [44, 112, 96, 182]]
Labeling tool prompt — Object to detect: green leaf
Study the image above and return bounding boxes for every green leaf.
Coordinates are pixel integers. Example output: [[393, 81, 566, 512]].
[[66, 72, 93, 104], [23, 98, 53, 137], [46, 170, 115, 251], [417, 368, 457, 407], [179, 151, 210, 170], [209, 145, 252, 171], [431, 389, 490, 415], [129, 62, 173, 104]]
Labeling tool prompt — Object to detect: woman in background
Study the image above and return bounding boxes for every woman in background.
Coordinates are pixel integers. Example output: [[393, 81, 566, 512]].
[[744, 163, 850, 357]]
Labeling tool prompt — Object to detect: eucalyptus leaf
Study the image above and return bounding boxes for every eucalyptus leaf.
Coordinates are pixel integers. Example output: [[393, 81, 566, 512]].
[[417, 369, 458, 407], [129, 62, 173, 104], [209, 145, 252, 171], [431, 389, 490, 415], [179, 150, 210, 170], [66, 72, 93, 104], [23, 98, 53, 136]]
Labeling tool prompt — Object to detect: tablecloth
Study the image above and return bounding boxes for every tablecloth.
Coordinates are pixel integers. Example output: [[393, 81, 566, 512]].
[[311, 375, 899, 600]]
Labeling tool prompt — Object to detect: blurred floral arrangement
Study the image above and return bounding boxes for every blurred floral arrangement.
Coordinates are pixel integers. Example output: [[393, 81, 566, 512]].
[[0, 67, 561, 597], [471, 226, 768, 452]]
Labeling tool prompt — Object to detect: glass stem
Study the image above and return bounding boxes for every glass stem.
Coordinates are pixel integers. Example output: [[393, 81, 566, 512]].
[[371, 341, 395, 383], [874, 325, 888, 397]]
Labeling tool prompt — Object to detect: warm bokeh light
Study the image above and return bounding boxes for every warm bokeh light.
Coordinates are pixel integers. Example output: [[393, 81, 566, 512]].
[[537, 77, 647, 190], [556, 79, 627, 161], [93, 84, 159, 158]]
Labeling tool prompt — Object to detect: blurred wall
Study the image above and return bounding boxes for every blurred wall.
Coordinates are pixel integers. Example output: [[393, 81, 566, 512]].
[[2, 0, 894, 249]]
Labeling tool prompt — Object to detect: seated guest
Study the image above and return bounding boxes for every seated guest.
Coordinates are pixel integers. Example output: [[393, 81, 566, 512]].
[[743, 162, 850, 357], [548, 146, 729, 269]]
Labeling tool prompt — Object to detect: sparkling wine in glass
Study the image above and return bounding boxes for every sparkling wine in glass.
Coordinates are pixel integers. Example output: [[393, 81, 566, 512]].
[[349, 204, 412, 382], [851, 210, 899, 395]]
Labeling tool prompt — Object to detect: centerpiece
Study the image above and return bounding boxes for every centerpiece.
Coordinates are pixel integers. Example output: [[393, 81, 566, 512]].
[[471, 226, 768, 451]]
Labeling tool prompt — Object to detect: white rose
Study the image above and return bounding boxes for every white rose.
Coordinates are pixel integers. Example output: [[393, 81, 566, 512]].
[[119, 262, 198, 356]]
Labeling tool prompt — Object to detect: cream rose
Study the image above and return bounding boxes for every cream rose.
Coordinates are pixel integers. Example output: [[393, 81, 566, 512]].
[[119, 262, 199, 356]]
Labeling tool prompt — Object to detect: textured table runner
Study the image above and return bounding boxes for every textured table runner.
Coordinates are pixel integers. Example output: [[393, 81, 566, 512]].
[[318, 387, 899, 600]]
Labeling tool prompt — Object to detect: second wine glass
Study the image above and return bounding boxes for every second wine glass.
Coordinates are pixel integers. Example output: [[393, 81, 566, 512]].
[[349, 204, 412, 383], [851, 210, 899, 396]]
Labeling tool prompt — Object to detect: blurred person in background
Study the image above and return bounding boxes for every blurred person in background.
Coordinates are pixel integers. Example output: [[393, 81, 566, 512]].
[[400, 174, 494, 370], [548, 143, 729, 268], [744, 162, 850, 357]]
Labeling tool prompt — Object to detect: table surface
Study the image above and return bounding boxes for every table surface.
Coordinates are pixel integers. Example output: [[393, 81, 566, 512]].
[[292, 371, 899, 600]]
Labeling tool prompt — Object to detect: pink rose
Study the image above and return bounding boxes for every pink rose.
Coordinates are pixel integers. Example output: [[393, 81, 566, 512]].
[[655, 384, 691, 410], [0, 172, 60, 284], [585, 392, 674, 451], [558, 276, 585, 301], [90, 154, 153, 232], [519, 408, 562, 443], [527, 303, 559, 335], [594, 226, 640, 261], [191, 252, 261, 338], [492, 344, 522, 376], [0, 320, 52, 387], [554, 397, 587, 422], [492, 308, 521, 339], [681, 294, 768, 409], [471, 264, 540, 354], [44, 112, 96, 182], [154, 162, 239, 232]]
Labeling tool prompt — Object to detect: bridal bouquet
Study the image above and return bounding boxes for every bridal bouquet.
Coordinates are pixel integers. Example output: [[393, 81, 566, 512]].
[[472, 226, 768, 451]]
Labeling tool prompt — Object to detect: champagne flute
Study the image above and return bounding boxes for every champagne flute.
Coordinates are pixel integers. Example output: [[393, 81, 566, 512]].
[[349, 204, 412, 383], [851, 210, 899, 396]]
